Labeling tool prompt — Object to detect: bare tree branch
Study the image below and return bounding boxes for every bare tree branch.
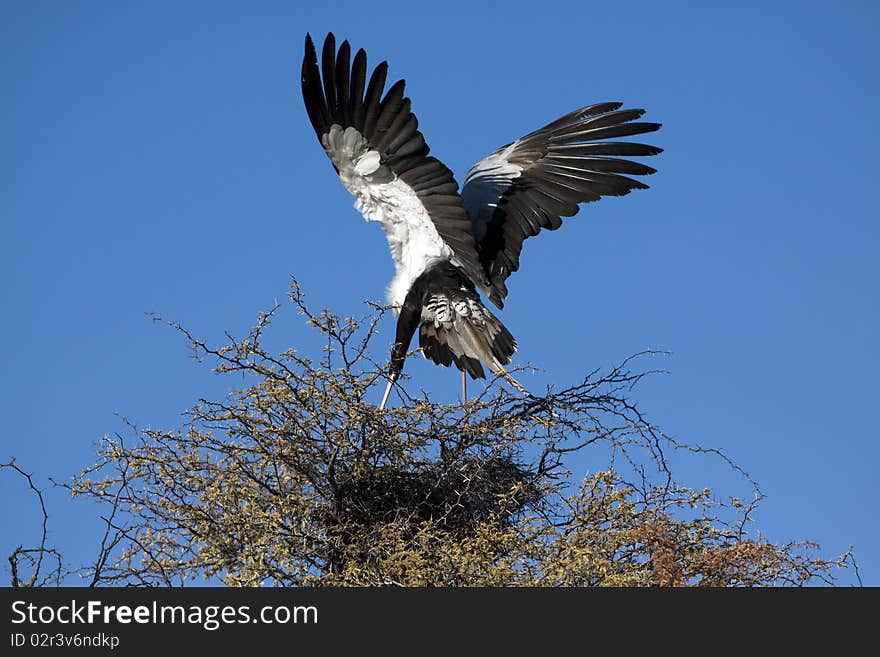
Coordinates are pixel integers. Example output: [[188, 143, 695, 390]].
[[4, 278, 857, 587], [2, 460, 63, 587]]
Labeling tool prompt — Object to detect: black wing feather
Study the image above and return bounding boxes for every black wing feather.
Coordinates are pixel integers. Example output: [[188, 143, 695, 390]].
[[350, 49, 367, 131], [320, 35, 338, 123], [361, 62, 387, 139], [462, 104, 662, 308], [335, 40, 351, 126]]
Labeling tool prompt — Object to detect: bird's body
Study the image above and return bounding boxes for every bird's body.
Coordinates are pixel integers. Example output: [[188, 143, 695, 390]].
[[397, 261, 516, 381], [301, 33, 661, 405]]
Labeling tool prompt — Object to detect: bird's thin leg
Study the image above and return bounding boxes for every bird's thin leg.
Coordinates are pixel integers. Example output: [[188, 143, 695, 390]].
[[461, 370, 467, 405], [379, 378, 394, 410]]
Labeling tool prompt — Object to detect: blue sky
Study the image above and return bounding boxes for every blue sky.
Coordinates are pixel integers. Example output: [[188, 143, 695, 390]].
[[2, 1, 877, 585]]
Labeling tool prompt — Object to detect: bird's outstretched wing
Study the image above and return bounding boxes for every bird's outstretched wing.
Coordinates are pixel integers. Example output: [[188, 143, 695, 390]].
[[301, 33, 488, 290], [461, 103, 662, 308]]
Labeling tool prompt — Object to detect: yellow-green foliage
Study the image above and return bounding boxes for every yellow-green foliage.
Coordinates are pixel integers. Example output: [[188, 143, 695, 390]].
[[68, 282, 847, 586]]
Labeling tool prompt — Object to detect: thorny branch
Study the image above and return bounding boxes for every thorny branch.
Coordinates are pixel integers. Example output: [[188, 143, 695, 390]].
[[3, 278, 860, 587], [2, 460, 62, 587]]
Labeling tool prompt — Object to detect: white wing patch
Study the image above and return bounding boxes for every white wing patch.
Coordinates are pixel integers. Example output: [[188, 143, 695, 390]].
[[322, 125, 453, 309], [461, 141, 523, 240], [353, 149, 381, 176]]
